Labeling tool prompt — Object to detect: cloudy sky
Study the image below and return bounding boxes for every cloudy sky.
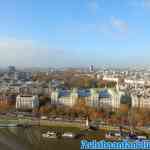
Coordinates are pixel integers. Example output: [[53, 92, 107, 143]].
[[0, 0, 150, 68]]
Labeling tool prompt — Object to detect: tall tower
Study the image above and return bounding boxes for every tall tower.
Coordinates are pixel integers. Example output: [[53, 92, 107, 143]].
[[89, 65, 94, 72], [8, 66, 16, 73]]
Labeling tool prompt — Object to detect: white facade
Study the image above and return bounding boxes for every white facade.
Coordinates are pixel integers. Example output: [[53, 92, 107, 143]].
[[103, 76, 119, 83], [108, 89, 124, 109], [51, 89, 78, 107], [131, 94, 150, 109], [88, 89, 99, 107], [51, 88, 123, 109], [16, 95, 39, 109], [88, 89, 123, 109], [51, 90, 59, 104], [98, 96, 112, 108]]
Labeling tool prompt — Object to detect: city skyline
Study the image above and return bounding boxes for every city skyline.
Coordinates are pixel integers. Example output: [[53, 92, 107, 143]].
[[0, 0, 150, 67]]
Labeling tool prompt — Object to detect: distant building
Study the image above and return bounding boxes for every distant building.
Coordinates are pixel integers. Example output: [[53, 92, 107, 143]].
[[103, 76, 119, 91], [8, 66, 16, 73], [103, 76, 119, 83], [124, 79, 145, 89], [124, 79, 145, 85], [0, 94, 16, 105], [131, 94, 150, 109], [16, 95, 39, 110], [89, 65, 94, 72], [14, 72, 32, 81]]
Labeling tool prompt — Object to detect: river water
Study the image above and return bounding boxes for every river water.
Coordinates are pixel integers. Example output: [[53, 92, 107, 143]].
[[0, 127, 80, 150]]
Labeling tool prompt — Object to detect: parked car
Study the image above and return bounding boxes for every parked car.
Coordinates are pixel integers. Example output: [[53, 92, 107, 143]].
[[54, 117, 63, 121], [62, 132, 75, 139], [137, 135, 147, 140], [17, 114, 24, 118], [105, 131, 121, 140], [41, 116, 48, 120]]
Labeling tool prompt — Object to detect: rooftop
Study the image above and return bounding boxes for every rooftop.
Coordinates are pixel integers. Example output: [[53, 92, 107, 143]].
[[99, 90, 111, 98], [78, 89, 91, 97]]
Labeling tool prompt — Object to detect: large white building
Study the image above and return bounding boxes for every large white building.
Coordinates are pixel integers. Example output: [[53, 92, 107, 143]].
[[51, 89, 78, 107], [124, 79, 145, 85], [130, 86, 150, 109], [16, 95, 39, 109], [131, 94, 150, 109], [51, 88, 124, 109]]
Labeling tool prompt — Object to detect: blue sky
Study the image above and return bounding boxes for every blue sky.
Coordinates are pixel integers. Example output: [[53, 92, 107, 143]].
[[0, 0, 150, 68]]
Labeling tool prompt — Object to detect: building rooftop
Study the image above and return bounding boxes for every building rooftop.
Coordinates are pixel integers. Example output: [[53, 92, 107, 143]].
[[78, 89, 91, 97], [99, 90, 111, 98], [59, 90, 70, 97]]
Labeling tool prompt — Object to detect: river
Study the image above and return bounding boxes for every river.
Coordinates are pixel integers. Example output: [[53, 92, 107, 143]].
[[0, 127, 80, 150]]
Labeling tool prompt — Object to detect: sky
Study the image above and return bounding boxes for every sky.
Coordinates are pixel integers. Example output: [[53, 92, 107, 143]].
[[0, 0, 150, 68]]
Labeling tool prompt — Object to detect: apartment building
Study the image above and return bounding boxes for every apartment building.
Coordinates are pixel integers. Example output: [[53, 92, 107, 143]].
[[16, 95, 39, 109], [51, 88, 123, 109]]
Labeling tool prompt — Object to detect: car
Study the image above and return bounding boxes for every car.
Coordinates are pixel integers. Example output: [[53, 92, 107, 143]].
[[54, 117, 63, 121], [17, 114, 24, 118], [74, 119, 81, 122], [62, 132, 75, 139], [114, 132, 121, 137], [105, 132, 115, 139], [137, 135, 147, 140], [41, 116, 48, 120]]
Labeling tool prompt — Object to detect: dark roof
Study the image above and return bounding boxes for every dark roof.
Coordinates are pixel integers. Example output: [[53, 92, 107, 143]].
[[120, 94, 131, 104], [59, 90, 70, 97], [99, 90, 111, 98], [78, 89, 91, 97]]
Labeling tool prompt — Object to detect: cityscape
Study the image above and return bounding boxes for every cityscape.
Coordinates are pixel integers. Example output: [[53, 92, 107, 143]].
[[1, 65, 150, 149], [1, 0, 150, 149]]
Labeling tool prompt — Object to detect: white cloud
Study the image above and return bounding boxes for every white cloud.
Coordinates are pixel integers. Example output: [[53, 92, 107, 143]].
[[110, 17, 128, 33]]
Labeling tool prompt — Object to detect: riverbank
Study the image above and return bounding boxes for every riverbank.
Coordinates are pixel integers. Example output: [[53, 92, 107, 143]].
[[0, 117, 86, 129], [1, 116, 150, 137]]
